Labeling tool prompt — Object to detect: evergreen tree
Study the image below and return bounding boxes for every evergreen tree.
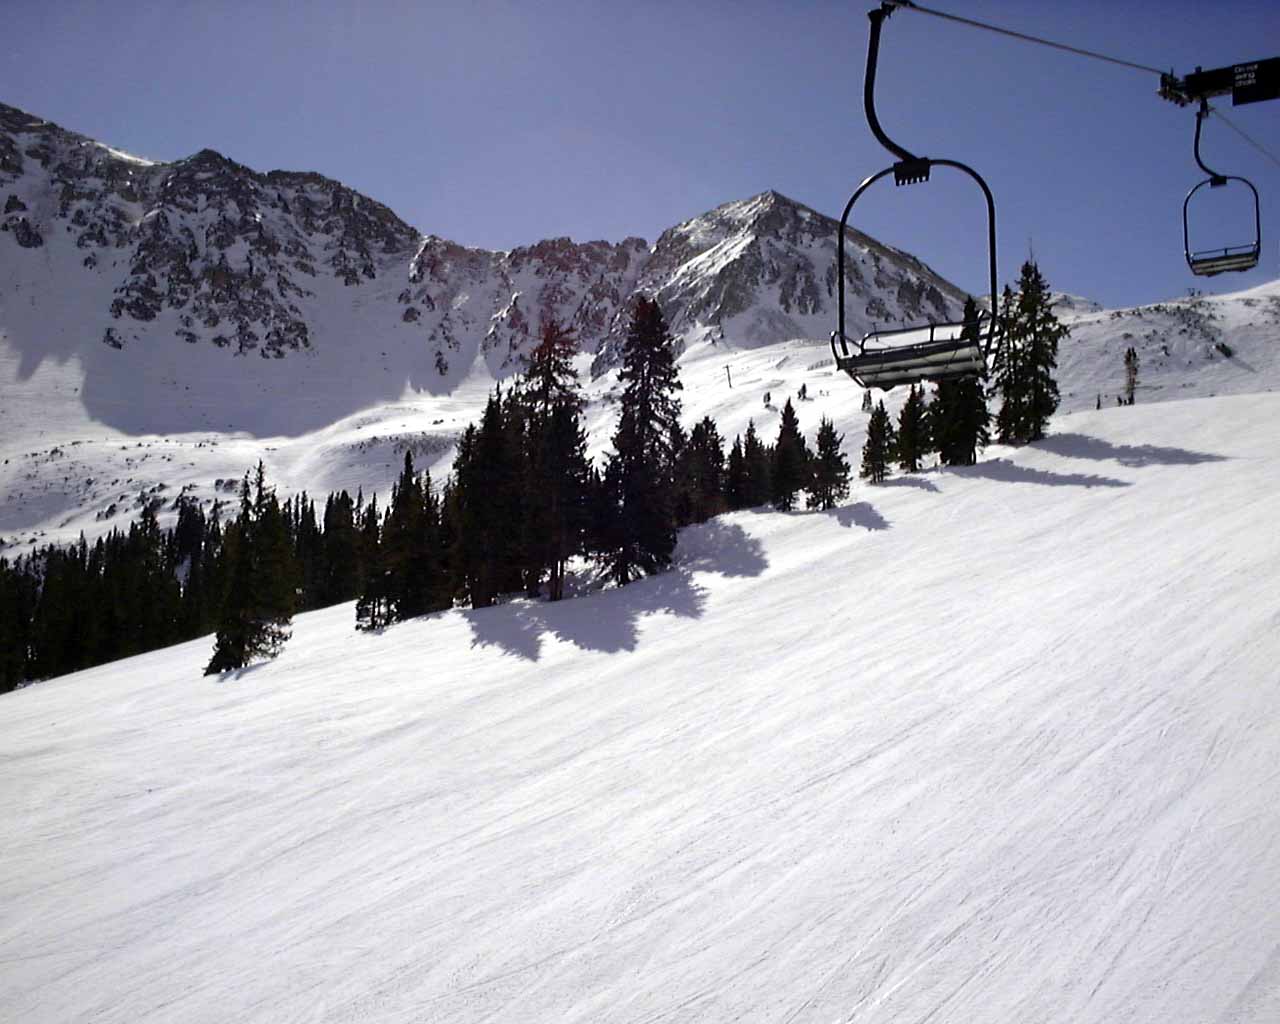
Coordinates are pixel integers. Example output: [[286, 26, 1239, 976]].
[[0, 557, 36, 691], [524, 316, 580, 415], [601, 296, 683, 585], [930, 374, 991, 466], [319, 491, 359, 606], [450, 390, 524, 607], [374, 450, 448, 621], [771, 398, 809, 511], [989, 285, 1024, 445], [205, 464, 296, 673], [291, 495, 323, 611], [685, 416, 727, 523], [669, 420, 695, 529], [808, 417, 851, 511], [895, 385, 930, 472], [990, 263, 1067, 443], [725, 436, 747, 512], [518, 316, 592, 600], [543, 400, 592, 600], [934, 297, 992, 466], [1019, 261, 1065, 440], [1124, 346, 1139, 405], [860, 401, 897, 484], [742, 420, 772, 507]]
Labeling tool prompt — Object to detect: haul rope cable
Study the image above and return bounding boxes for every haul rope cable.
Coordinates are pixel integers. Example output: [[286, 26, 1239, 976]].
[[883, 0, 1170, 78], [1207, 106, 1280, 172]]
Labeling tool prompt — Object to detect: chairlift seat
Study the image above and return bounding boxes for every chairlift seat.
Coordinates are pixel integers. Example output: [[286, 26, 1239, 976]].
[[831, 315, 992, 390], [1181, 130, 1261, 278], [1187, 243, 1259, 277]]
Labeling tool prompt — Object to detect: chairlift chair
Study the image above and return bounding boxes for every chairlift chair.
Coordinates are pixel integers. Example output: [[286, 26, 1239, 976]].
[[832, 4, 1000, 392], [1183, 100, 1261, 277]]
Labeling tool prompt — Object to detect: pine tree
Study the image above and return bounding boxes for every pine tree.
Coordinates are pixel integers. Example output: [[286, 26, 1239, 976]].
[[0, 557, 36, 691], [319, 491, 359, 606], [895, 385, 930, 472], [929, 303, 991, 468], [771, 398, 809, 511], [601, 296, 683, 585], [860, 401, 897, 484], [742, 420, 772, 507], [990, 263, 1067, 443], [685, 416, 727, 523], [374, 450, 448, 621], [524, 316, 580, 415], [808, 417, 851, 510], [989, 285, 1024, 445], [205, 467, 296, 674], [1124, 346, 1139, 405], [519, 316, 592, 600], [669, 420, 695, 528], [520, 398, 590, 602], [725, 436, 747, 512], [450, 390, 525, 607], [1019, 262, 1065, 440]]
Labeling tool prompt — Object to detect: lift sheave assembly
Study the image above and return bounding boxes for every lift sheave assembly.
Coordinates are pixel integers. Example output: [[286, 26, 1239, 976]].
[[831, 4, 999, 392]]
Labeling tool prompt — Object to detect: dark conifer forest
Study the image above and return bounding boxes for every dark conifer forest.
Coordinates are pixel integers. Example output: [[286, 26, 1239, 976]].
[[0, 297, 863, 690]]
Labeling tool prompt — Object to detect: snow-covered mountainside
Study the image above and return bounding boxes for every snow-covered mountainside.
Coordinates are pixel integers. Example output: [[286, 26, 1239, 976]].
[[3, 391, 1279, 1024], [0, 101, 960, 426]]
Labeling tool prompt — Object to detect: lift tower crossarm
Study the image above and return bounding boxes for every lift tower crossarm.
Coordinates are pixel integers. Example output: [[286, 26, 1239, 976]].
[[1161, 58, 1280, 107]]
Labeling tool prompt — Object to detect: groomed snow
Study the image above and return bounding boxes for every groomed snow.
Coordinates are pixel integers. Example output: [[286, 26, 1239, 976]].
[[3, 392, 1278, 1024]]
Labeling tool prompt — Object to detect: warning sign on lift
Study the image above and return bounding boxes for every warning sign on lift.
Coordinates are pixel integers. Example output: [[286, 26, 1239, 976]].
[[1233, 58, 1280, 105]]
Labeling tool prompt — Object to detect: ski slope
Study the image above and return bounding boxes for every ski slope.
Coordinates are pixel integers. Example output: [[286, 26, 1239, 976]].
[[3, 391, 1279, 1024]]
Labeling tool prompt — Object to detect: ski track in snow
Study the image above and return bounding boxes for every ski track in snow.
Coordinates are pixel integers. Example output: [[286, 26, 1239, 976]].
[[2, 387, 1279, 1023]]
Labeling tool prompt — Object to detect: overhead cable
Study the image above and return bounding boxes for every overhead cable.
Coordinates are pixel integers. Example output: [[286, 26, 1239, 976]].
[[1208, 105, 1280, 172], [890, 1, 1170, 78]]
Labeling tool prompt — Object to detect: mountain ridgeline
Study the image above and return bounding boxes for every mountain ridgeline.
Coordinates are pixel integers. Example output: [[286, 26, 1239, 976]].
[[1, 101, 964, 394]]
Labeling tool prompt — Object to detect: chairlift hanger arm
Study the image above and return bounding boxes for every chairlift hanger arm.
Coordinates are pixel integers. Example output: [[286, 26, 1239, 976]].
[[1192, 101, 1225, 183], [864, 6, 919, 168]]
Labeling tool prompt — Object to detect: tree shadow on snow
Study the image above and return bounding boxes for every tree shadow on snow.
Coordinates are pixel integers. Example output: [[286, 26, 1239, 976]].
[[462, 519, 767, 661], [829, 502, 890, 530], [951, 459, 1129, 488], [212, 662, 273, 684], [880, 475, 940, 493], [1035, 433, 1228, 468]]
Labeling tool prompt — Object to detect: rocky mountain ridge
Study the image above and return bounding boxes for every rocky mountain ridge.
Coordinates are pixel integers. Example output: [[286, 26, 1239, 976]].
[[1, 100, 965, 385]]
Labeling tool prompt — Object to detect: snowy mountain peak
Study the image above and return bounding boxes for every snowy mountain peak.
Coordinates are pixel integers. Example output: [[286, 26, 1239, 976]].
[[4, 100, 971, 430]]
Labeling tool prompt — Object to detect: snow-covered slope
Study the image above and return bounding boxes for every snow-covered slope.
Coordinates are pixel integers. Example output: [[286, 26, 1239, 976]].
[[3, 391, 1279, 1024]]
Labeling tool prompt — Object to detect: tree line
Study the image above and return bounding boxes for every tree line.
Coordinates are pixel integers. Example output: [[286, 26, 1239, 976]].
[[1, 296, 857, 689]]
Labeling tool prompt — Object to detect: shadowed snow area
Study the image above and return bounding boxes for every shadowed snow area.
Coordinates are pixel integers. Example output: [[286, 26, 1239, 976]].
[[3, 392, 1279, 1024]]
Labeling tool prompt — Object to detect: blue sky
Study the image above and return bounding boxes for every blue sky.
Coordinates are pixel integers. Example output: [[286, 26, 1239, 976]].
[[4, 0, 1278, 308]]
